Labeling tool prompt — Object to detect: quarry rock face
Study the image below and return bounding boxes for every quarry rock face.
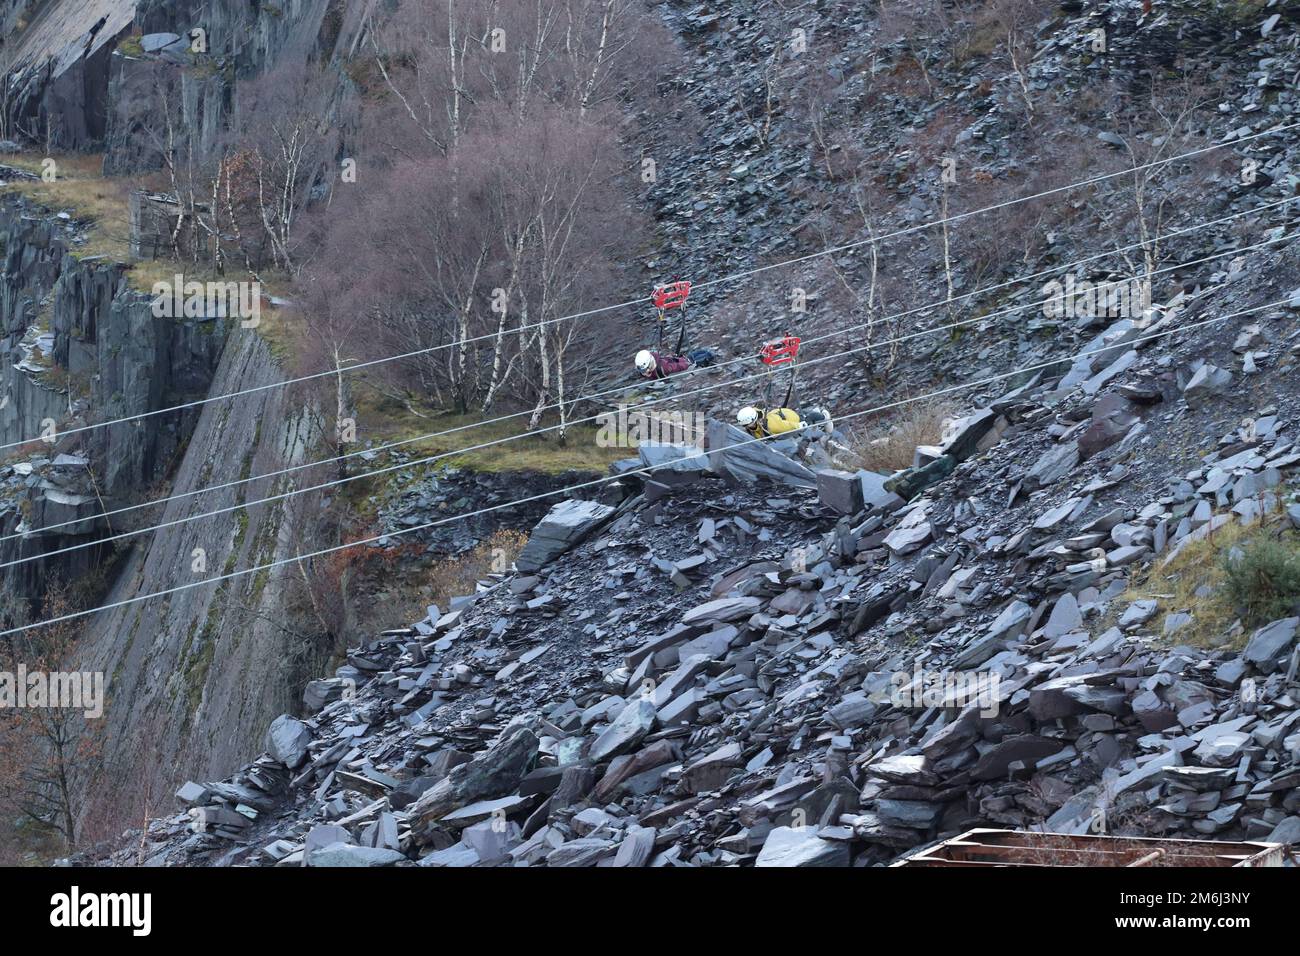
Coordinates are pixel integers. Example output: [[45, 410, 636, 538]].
[[0, 195, 229, 601], [0, 0, 135, 151], [6, 0, 1300, 870]]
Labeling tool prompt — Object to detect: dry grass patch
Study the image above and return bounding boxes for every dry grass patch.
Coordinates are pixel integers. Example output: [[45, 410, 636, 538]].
[[0, 152, 133, 260], [0, 151, 264, 300], [849, 399, 953, 473], [427, 529, 528, 607], [1116, 508, 1300, 649], [353, 388, 634, 475]]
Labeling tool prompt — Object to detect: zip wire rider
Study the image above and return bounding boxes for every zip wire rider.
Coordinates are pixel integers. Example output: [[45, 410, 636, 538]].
[[736, 333, 832, 440], [736, 404, 834, 439], [634, 279, 716, 380]]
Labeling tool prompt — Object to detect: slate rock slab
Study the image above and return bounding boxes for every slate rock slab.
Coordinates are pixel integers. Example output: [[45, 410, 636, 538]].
[[681, 596, 762, 625], [515, 499, 615, 572], [858, 469, 904, 511], [1244, 617, 1298, 671], [590, 699, 657, 762], [140, 33, 183, 53], [940, 408, 1004, 461], [1183, 364, 1233, 407], [971, 735, 1063, 780], [411, 727, 539, 832], [815, 468, 864, 514], [265, 714, 312, 769], [706, 421, 817, 489], [755, 826, 849, 867], [1025, 441, 1080, 489], [307, 843, 406, 867], [638, 442, 709, 475]]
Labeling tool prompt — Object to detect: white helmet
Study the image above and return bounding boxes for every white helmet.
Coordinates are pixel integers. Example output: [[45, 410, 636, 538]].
[[635, 350, 655, 374], [737, 406, 761, 428]]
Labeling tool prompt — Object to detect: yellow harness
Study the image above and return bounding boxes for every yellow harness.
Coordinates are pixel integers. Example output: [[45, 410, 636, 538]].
[[750, 408, 802, 438]]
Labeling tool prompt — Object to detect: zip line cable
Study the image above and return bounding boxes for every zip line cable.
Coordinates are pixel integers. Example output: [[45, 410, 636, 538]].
[[7, 198, 1292, 544], [0, 120, 1293, 454], [689, 122, 1300, 291], [3, 292, 1288, 636], [1, 233, 1286, 570]]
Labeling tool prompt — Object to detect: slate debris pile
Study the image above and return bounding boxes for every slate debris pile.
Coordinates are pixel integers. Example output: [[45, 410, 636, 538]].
[[86, 275, 1300, 865], [74, 0, 1300, 868], [611, 0, 1300, 431], [374, 466, 598, 557]]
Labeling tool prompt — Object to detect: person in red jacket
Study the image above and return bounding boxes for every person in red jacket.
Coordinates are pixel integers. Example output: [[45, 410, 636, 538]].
[[635, 349, 690, 379], [635, 348, 715, 380]]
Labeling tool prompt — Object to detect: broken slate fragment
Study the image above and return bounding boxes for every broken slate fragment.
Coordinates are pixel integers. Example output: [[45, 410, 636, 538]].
[[1028, 675, 1127, 721], [1024, 441, 1080, 490], [1042, 592, 1083, 638], [939, 408, 1005, 462], [815, 468, 864, 514], [987, 600, 1032, 641], [306, 842, 406, 867], [1119, 599, 1157, 628], [590, 699, 657, 763], [1182, 364, 1233, 408], [884, 506, 932, 556], [681, 596, 762, 625], [411, 727, 539, 831], [971, 735, 1064, 781], [303, 677, 350, 712], [266, 715, 312, 769], [858, 470, 904, 511], [515, 499, 615, 573], [140, 32, 183, 53], [1244, 617, 1298, 672], [755, 826, 849, 867], [705, 421, 817, 489]]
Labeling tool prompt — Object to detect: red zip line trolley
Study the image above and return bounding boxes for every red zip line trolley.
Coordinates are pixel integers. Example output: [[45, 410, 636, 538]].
[[651, 279, 692, 352], [759, 334, 802, 407], [651, 280, 692, 312], [759, 335, 801, 366]]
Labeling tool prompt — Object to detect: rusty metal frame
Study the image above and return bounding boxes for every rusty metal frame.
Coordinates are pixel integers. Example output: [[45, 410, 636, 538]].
[[892, 828, 1287, 867]]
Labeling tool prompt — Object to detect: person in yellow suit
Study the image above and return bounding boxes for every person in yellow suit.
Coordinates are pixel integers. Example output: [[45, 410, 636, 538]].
[[736, 405, 832, 440]]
